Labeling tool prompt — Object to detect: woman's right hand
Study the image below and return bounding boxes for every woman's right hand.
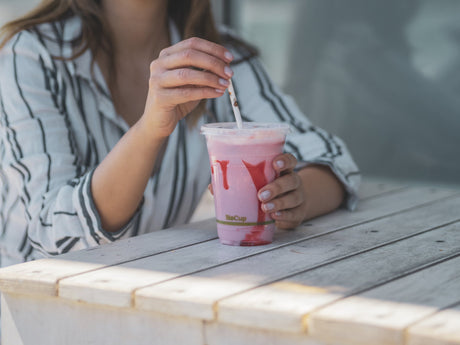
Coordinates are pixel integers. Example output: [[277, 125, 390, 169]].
[[142, 37, 234, 139]]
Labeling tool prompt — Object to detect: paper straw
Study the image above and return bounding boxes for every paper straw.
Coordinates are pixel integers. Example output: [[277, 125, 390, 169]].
[[228, 79, 243, 129]]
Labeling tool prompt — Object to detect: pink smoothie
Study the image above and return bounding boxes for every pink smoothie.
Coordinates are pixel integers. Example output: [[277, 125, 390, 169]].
[[201, 123, 290, 246]]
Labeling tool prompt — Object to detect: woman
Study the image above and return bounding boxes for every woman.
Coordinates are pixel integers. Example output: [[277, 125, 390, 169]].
[[0, 0, 360, 266]]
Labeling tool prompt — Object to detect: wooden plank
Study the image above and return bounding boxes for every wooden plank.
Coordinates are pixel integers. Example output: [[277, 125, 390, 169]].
[[57, 187, 457, 309], [309, 254, 460, 345], [303, 186, 455, 230], [407, 304, 460, 345], [204, 321, 325, 345], [1, 293, 204, 345], [357, 179, 406, 200], [133, 194, 460, 321], [0, 219, 217, 296], [0, 185, 453, 301], [216, 221, 460, 333]]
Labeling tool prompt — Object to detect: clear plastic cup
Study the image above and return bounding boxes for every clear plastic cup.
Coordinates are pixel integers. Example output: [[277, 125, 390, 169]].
[[201, 122, 290, 246]]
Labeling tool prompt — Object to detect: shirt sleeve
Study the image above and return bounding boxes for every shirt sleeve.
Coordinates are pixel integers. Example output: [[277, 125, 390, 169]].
[[222, 46, 361, 210], [0, 31, 142, 256]]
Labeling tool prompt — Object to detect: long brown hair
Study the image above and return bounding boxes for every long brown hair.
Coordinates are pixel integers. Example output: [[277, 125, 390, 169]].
[[0, 0, 223, 124]]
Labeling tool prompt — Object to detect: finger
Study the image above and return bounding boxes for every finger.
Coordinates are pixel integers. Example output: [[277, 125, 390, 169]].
[[159, 37, 234, 63], [261, 188, 304, 214], [271, 208, 304, 229], [161, 49, 233, 80], [272, 153, 297, 174], [159, 68, 229, 90], [258, 172, 300, 202], [275, 219, 301, 230], [159, 86, 224, 104]]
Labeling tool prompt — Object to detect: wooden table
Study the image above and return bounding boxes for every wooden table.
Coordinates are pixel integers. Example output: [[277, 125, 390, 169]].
[[1, 180, 460, 345]]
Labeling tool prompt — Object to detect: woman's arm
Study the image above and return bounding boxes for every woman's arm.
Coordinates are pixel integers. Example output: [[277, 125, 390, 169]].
[[92, 37, 234, 231], [90, 120, 165, 232], [0, 32, 233, 258], [297, 164, 345, 220]]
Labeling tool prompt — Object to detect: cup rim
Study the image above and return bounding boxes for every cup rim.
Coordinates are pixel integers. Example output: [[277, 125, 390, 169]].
[[201, 122, 291, 136]]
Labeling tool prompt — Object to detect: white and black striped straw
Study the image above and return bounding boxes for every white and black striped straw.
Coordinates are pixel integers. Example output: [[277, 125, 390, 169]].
[[228, 79, 243, 129]]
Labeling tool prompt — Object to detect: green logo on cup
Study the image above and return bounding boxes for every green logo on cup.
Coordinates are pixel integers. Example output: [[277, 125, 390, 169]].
[[226, 214, 247, 222], [216, 214, 275, 226]]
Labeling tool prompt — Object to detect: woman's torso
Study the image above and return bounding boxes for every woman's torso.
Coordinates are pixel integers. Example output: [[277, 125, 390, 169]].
[[0, 16, 226, 265]]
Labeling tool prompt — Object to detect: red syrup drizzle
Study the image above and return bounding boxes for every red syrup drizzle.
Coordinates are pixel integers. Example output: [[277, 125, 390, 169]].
[[241, 160, 271, 246], [216, 160, 229, 190]]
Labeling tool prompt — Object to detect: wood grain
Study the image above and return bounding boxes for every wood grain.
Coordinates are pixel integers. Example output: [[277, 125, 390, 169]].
[[2, 182, 460, 345], [134, 194, 460, 321], [1, 293, 204, 345], [0, 219, 217, 296], [309, 254, 460, 345], [357, 179, 406, 200], [407, 304, 460, 345], [57, 187, 456, 309], [217, 220, 460, 332], [204, 321, 324, 345]]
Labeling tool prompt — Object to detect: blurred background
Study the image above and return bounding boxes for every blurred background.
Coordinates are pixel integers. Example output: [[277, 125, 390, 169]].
[[1, 0, 459, 189], [216, 0, 460, 188]]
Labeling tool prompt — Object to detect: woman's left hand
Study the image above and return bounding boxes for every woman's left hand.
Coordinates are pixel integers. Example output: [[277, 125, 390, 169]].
[[257, 153, 306, 229], [207, 152, 345, 229]]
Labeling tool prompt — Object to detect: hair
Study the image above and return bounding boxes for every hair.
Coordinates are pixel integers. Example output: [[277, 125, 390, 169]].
[[0, 0, 256, 125]]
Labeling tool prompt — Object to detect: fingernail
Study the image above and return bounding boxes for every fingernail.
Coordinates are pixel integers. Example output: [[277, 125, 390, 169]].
[[259, 190, 271, 201], [224, 51, 234, 61], [274, 211, 282, 217], [263, 203, 275, 211], [215, 88, 225, 94], [276, 160, 285, 168], [224, 66, 233, 77], [219, 78, 229, 86]]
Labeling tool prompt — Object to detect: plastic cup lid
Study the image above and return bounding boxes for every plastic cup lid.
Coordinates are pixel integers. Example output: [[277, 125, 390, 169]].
[[201, 122, 291, 136]]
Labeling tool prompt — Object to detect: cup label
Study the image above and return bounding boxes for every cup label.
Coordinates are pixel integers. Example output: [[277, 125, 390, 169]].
[[226, 214, 247, 222], [216, 215, 275, 226]]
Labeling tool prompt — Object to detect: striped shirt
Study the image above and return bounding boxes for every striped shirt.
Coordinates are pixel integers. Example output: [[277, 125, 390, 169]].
[[0, 16, 360, 267]]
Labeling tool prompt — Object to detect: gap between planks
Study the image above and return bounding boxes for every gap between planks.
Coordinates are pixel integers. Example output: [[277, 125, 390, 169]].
[[129, 192, 460, 324], [54, 187, 460, 310], [55, 179, 408, 294], [215, 218, 460, 329], [405, 300, 460, 345], [309, 253, 460, 345], [55, 235, 218, 297], [131, 191, 460, 302]]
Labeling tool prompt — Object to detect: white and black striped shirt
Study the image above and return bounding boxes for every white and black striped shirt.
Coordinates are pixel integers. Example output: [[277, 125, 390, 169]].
[[0, 16, 360, 267]]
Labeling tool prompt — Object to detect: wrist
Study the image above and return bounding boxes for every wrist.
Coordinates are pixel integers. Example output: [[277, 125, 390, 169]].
[[140, 104, 179, 140], [135, 116, 169, 146], [297, 165, 345, 220]]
